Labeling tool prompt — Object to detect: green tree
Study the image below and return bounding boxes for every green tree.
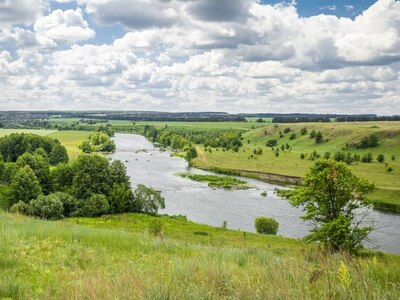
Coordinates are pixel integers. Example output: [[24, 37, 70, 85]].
[[10, 166, 42, 205], [109, 160, 130, 185], [72, 154, 111, 199], [376, 154, 385, 163], [310, 130, 316, 139], [315, 132, 323, 144], [290, 160, 374, 253], [31, 194, 64, 220], [49, 143, 69, 165], [133, 184, 165, 215], [186, 147, 198, 166], [15, 153, 52, 193], [51, 163, 74, 193], [75, 194, 109, 217], [255, 217, 279, 235], [108, 182, 135, 214]]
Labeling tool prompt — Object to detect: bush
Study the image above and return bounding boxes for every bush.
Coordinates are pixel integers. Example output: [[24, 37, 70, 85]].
[[315, 132, 323, 144], [386, 166, 394, 174], [148, 219, 164, 237], [31, 194, 64, 220], [10, 201, 33, 216], [133, 184, 165, 215], [377, 154, 385, 163], [300, 127, 308, 135], [289, 133, 297, 140], [52, 192, 78, 217], [75, 194, 110, 217], [300, 153, 305, 160], [310, 130, 316, 139], [283, 127, 291, 134], [266, 139, 277, 147], [255, 217, 279, 235], [323, 152, 331, 159], [361, 152, 373, 163]]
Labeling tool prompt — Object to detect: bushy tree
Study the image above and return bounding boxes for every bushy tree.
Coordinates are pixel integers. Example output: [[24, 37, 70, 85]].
[[52, 192, 78, 217], [15, 153, 51, 193], [10, 166, 42, 205], [361, 152, 373, 163], [290, 160, 374, 253], [51, 163, 74, 193], [255, 217, 279, 235], [49, 143, 69, 165], [109, 160, 130, 185], [108, 182, 135, 214], [300, 127, 308, 135], [377, 154, 385, 163], [266, 139, 277, 147], [75, 194, 109, 217], [31, 194, 64, 220], [72, 154, 111, 199], [310, 130, 316, 139], [133, 184, 165, 215], [186, 147, 198, 165], [315, 132, 323, 144], [10, 201, 33, 216]]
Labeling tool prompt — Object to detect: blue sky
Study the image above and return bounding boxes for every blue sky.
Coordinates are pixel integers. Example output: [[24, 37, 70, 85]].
[[0, 0, 399, 114]]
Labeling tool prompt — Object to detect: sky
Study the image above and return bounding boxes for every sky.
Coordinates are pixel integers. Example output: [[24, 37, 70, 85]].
[[0, 0, 399, 114]]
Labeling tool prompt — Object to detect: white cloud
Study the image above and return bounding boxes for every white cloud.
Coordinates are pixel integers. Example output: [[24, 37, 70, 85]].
[[34, 8, 95, 44], [0, 0, 46, 27]]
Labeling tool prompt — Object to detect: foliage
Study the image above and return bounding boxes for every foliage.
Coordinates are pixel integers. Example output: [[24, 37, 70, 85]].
[[148, 218, 164, 237], [75, 194, 110, 217], [357, 134, 379, 149], [30, 194, 64, 220], [186, 147, 198, 165], [315, 132, 323, 144], [10, 166, 42, 205], [52, 192, 78, 217], [254, 217, 279, 235], [266, 139, 277, 147], [179, 173, 250, 190], [133, 184, 165, 215], [108, 182, 135, 214], [50, 163, 74, 193], [361, 153, 373, 163], [72, 154, 111, 199], [338, 261, 352, 289], [290, 160, 375, 253], [79, 132, 116, 153], [49, 143, 69, 165], [376, 154, 385, 163], [10, 201, 33, 216]]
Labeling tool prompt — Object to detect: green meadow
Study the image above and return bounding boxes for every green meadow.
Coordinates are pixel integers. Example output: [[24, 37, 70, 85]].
[[0, 129, 56, 138], [1, 212, 399, 299]]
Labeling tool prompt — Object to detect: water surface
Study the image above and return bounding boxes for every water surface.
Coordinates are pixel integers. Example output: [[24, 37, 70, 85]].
[[111, 133, 400, 254]]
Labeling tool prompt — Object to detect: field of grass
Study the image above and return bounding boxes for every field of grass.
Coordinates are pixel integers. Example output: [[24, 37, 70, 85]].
[[192, 122, 400, 211], [179, 173, 251, 190], [0, 129, 56, 138], [47, 131, 90, 160], [1, 211, 399, 299]]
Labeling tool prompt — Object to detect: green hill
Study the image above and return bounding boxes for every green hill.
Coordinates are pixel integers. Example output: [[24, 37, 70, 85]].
[[1, 212, 399, 299]]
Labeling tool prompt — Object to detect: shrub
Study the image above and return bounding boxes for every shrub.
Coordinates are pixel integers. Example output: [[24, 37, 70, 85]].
[[148, 219, 164, 237], [300, 127, 308, 135], [334, 152, 345, 162], [289, 133, 297, 140], [344, 153, 353, 165], [52, 192, 78, 217], [133, 184, 165, 215], [275, 151, 279, 158], [391, 155, 395, 161], [386, 166, 394, 174], [310, 130, 316, 139], [10, 201, 33, 216], [300, 153, 305, 160], [361, 153, 373, 163], [315, 132, 323, 144], [283, 127, 291, 134], [31, 194, 64, 220], [323, 152, 331, 159], [255, 217, 279, 235], [261, 191, 267, 197], [266, 139, 277, 147], [75, 194, 110, 217], [377, 154, 385, 163]]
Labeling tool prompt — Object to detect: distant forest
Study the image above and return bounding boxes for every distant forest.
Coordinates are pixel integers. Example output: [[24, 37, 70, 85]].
[[0, 111, 399, 129]]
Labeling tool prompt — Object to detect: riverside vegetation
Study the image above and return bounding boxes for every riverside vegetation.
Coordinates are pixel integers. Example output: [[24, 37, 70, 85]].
[[0, 121, 399, 298], [178, 173, 251, 190]]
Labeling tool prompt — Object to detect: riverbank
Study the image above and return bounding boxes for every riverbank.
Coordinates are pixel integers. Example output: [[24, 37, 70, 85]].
[[1, 211, 400, 299]]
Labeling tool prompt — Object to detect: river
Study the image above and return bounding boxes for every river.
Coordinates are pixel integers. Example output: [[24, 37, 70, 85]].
[[110, 133, 400, 254]]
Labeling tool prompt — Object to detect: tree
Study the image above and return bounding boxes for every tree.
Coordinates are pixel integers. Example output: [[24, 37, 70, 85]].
[[376, 154, 385, 163], [108, 182, 135, 214], [10, 166, 42, 205], [72, 154, 111, 199], [49, 143, 69, 165], [300, 127, 308, 135], [290, 160, 374, 253], [255, 217, 279, 234], [315, 132, 323, 144], [75, 194, 109, 217], [51, 163, 74, 193], [109, 160, 130, 185], [133, 184, 165, 215], [31, 194, 64, 220], [361, 152, 373, 163], [310, 130, 316, 139], [186, 147, 198, 166]]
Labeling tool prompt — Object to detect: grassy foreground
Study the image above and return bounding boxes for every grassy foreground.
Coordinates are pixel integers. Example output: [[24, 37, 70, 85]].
[[1, 212, 399, 299]]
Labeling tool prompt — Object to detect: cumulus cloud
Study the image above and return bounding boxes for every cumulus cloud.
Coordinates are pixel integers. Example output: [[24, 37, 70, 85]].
[[34, 8, 95, 44], [0, 0, 46, 27], [0, 0, 399, 113]]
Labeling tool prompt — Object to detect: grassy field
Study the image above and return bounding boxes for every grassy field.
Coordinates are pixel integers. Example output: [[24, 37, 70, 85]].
[[192, 122, 400, 210], [0, 129, 56, 138], [47, 131, 90, 160], [1, 211, 399, 299]]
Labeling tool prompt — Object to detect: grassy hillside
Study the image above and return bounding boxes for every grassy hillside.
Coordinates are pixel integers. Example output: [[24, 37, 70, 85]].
[[47, 131, 90, 160], [0, 129, 56, 138], [193, 122, 400, 211], [1, 212, 399, 299]]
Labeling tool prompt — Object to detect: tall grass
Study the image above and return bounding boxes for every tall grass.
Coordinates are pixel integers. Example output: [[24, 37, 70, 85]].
[[1, 212, 399, 299]]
